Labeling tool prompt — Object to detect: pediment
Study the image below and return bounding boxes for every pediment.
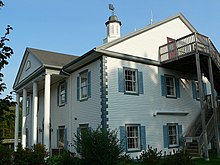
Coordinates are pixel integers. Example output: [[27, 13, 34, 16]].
[[14, 49, 43, 88]]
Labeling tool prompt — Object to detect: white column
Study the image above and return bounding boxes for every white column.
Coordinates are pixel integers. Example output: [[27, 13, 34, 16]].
[[22, 88, 27, 149], [14, 93, 20, 151], [44, 74, 51, 152], [32, 82, 38, 146]]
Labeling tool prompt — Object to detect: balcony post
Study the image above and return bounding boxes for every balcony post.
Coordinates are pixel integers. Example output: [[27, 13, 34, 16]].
[[208, 57, 220, 157], [195, 53, 209, 161]]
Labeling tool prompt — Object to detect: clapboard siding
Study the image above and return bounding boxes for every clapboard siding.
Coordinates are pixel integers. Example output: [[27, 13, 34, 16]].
[[69, 59, 102, 152], [106, 17, 192, 61], [50, 78, 71, 149], [106, 57, 201, 155]]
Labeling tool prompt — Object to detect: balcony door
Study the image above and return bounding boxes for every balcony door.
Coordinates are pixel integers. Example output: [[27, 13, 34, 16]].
[[167, 37, 176, 59]]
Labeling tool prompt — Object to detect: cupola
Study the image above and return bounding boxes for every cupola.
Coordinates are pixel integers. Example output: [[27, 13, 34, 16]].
[[103, 6, 122, 43]]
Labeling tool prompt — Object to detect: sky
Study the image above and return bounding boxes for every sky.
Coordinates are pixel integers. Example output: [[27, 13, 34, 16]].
[[1, 0, 220, 99]]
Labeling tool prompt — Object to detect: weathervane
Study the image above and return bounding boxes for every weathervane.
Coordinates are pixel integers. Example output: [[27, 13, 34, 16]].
[[109, 4, 115, 15]]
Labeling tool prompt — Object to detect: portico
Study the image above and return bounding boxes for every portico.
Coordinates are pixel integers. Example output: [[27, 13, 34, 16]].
[[13, 48, 77, 152]]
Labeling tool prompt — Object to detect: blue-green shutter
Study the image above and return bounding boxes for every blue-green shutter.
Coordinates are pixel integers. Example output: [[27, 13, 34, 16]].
[[57, 86, 59, 105], [138, 71, 144, 94], [161, 75, 166, 96], [77, 77, 80, 101], [64, 128, 67, 150], [118, 68, 124, 92], [178, 125, 183, 146], [120, 126, 126, 152], [163, 125, 168, 148], [65, 82, 67, 104], [192, 81, 196, 99], [88, 71, 91, 98], [140, 126, 146, 151], [175, 78, 180, 98]]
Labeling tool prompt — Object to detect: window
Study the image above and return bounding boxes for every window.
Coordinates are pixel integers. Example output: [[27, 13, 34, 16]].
[[25, 60, 31, 71], [168, 124, 179, 147], [80, 72, 88, 99], [77, 70, 91, 101], [163, 124, 182, 148], [126, 125, 140, 151], [58, 82, 67, 106], [165, 76, 176, 97], [120, 125, 146, 152], [79, 124, 89, 134], [124, 69, 137, 93], [195, 81, 200, 99], [192, 81, 207, 100], [57, 126, 66, 149], [118, 68, 144, 94], [161, 75, 180, 98], [76, 124, 89, 153], [26, 98, 30, 115]]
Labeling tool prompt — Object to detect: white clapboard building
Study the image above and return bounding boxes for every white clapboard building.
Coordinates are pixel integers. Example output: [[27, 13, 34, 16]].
[[13, 13, 220, 158]]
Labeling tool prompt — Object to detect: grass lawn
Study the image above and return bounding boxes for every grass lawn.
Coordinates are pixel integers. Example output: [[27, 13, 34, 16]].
[[191, 158, 220, 165]]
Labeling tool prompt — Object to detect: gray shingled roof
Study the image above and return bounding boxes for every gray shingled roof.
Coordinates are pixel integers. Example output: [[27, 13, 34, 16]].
[[27, 47, 78, 67]]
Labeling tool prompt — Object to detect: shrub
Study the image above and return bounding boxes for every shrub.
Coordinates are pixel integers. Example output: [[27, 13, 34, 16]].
[[13, 144, 48, 165], [0, 144, 12, 165], [138, 145, 162, 165], [117, 154, 137, 165], [75, 127, 122, 165], [162, 150, 192, 165], [47, 151, 81, 165]]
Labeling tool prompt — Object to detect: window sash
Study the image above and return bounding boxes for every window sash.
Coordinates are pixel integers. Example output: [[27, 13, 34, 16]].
[[126, 125, 140, 150], [59, 83, 66, 105], [80, 72, 88, 99], [124, 69, 137, 93], [165, 76, 176, 97], [58, 126, 65, 148], [168, 124, 179, 147]]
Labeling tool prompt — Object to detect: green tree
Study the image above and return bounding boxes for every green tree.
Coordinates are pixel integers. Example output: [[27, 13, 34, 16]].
[[75, 127, 123, 165], [0, 0, 16, 143]]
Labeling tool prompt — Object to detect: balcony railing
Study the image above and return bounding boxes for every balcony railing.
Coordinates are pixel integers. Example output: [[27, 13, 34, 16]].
[[159, 33, 220, 67]]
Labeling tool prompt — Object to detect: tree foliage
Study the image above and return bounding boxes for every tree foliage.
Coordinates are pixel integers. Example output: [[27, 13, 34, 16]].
[[0, 0, 16, 143], [75, 127, 123, 165]]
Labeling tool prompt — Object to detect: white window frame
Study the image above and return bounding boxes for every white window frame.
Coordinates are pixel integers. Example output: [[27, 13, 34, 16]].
[[80, 71, 88, 100], [165, 75, 176, 97], [57, 126, 65, 149], [126, 124, 140, 151], [124, 68, 138, 94], [58, 82, 66, 106], [195, 81, 200, 100], [168, 123, 179, 148]]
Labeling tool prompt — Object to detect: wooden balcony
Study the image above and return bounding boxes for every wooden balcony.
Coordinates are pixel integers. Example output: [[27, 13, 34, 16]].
[[159, 32, 220, 94]]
